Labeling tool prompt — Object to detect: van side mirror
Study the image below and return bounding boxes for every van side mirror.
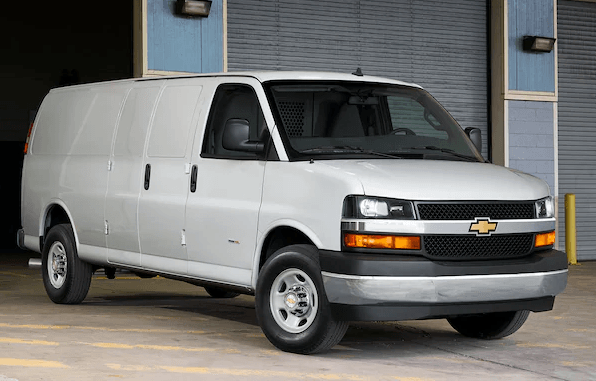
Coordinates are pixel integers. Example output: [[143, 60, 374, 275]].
[[222, 119, 265, 153], [465, 127, 482, 152]]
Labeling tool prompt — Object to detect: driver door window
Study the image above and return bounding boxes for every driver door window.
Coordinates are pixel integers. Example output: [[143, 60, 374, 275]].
[[202, 84, 266, 159]]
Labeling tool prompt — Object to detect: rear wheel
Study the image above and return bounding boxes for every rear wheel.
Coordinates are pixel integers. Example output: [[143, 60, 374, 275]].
[[133, 272, 157, 279], [41, 224, 93, 304], [204, 286, 239, 299], [255, 244, 348, 354], [447, 310, 530, 339]]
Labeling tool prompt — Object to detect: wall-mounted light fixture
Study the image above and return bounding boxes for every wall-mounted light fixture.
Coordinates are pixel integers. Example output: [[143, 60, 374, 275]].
[[522, 36, 556, 53], [177, 0, 211, 17]]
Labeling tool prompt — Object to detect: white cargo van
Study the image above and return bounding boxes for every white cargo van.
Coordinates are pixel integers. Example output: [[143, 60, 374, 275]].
[[19, 71, 567, 354]]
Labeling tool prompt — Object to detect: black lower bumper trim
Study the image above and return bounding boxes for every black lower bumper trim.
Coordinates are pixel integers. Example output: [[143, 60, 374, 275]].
[[331, 297, 555, 322], [319, 249, 567, 277]]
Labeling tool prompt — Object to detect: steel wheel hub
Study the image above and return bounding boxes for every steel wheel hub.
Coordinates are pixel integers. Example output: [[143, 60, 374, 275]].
[[283, 285, 310, 316], [270, 268, 318, 334], [48, 242, 67, 288]]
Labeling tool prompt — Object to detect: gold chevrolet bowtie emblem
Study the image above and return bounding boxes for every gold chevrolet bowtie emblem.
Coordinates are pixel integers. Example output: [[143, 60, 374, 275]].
[[469, 218, 498, 235]]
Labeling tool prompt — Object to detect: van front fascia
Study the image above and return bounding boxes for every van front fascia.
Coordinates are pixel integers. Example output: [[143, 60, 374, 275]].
[[318, 249, 568, 321]]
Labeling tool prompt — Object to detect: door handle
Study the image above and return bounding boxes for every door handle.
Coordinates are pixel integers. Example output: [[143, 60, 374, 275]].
[[190, 165, 198, 193], [144, 163, 151, 190]]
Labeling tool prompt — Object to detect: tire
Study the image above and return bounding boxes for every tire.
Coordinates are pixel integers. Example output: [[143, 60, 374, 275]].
[[255, 244, 348, 354], [447, 310, 530, 339], [133, 272, 157, 279], [204, 286, 239, 299], [41, 224, 93, 304]]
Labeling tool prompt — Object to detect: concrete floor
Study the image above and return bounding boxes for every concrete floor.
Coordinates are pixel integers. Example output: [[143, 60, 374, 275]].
[[0, 251, 594, 381]]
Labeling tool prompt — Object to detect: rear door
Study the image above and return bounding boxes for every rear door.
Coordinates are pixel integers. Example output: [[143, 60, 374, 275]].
[[105, 81, 163, 266]]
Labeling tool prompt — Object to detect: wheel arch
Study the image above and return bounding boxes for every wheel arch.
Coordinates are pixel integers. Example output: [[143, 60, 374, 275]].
[[40, 200, 79, 251], [252, 221, 322, 289]]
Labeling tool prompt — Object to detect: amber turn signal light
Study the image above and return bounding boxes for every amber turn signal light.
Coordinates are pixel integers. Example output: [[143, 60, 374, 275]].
[[24, 122, 34, 154], [535, 231, 555, 247], [344, 233, 421, 250]]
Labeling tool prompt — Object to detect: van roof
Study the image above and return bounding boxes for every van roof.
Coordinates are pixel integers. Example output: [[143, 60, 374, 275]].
[[49, 71, 422, 92]]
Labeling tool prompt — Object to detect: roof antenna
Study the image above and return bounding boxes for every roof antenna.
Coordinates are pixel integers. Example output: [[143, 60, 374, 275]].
[[352, 67, 364, 77]]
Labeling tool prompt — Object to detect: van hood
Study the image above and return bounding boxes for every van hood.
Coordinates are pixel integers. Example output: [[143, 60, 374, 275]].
[[315, 159, 550, 201]]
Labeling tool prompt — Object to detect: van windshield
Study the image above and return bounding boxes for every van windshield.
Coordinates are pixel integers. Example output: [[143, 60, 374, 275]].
[[264, 81, 483, 162]]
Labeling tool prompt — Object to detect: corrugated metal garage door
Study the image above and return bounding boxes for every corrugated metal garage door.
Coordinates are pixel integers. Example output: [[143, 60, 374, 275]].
[[558, 0, 596, 261], [226, 0, 489, 158]]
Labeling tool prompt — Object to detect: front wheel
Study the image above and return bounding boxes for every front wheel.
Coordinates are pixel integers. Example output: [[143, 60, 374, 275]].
[[447, 310, 530, 339], [255, 244, 348, 354], [41, 224, 93, 304]]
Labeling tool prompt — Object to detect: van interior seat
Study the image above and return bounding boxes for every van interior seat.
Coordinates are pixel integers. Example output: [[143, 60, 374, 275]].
[[329, 104, 364, 137]]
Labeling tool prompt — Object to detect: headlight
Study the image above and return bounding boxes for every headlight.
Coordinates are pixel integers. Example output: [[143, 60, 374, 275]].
[[535, 196, 554, 218], [343, 196, 416, 219]]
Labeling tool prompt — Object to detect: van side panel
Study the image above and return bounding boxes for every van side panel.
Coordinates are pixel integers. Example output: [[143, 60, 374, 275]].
[[137, 82, 204, 273], [27, 85, 128, 260], [106, 83, 163, 266]]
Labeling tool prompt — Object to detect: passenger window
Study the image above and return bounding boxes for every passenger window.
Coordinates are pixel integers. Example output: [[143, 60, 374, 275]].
[[202, 84, 266, 158], [147, 85, 203, 158]]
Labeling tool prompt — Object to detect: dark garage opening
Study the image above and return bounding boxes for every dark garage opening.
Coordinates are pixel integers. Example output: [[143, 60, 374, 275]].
[[0, 1, 134, 250]]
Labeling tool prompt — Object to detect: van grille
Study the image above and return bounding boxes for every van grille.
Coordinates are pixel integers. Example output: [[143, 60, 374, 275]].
[[417, 203, 535, 220], [423, 234, 534, 261]]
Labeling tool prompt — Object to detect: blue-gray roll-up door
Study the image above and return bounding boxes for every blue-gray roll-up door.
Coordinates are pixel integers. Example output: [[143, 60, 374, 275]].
[[226, 0, 489, 158], [558, 0, 596, 261]]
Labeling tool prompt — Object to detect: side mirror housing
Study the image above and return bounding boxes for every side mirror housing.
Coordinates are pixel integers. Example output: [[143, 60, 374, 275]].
[[465, 127, 482, 152], [222, 119, 265, 153]]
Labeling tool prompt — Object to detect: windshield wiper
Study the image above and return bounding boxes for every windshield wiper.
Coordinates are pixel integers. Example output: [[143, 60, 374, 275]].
[[299, 146, 403, 159], [406, 146, 481, 162]]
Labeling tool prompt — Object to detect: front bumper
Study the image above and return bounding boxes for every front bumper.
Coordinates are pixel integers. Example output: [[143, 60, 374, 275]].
[[320, 249, 568, 321]]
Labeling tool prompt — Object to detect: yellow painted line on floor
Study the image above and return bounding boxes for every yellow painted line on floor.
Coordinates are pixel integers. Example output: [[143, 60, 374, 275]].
[[0, 322, 203, 335], [84, 342, 215, 352], [147, 315, 208, 322], [517, 343, 590, 349], [73, 325, 180, 334], [259, 349, 281, 356], [0, 271, 30, 278], [0, 358, 69, 368], [566, 328, 595, 333], [0, 323, 70, 330], [418, 356, 475, 364], [106, 363, 430, 380], [0, 337, 59, 346], [561, 361, 595, 367]]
